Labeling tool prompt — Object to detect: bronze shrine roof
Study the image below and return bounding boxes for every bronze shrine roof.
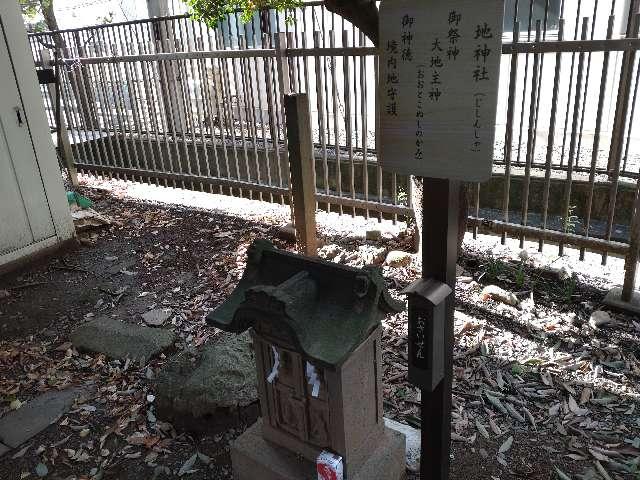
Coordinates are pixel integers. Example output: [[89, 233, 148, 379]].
[[206, 239, 404, 367]]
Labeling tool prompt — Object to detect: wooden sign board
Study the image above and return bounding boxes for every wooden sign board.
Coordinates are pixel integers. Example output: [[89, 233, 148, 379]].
[[379, 0, 505, 182]]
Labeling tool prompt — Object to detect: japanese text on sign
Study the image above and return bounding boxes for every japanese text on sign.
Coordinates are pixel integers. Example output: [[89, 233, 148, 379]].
[[379, 0, 504, 182]]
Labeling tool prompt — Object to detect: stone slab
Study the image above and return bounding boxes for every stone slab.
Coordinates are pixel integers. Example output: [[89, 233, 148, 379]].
[[603, 287, 640, 315], [71, 317, 175, 363], [232, 419, 406, 480], [0, 387, 86, 448], [155, 332, 258, 434], [384, 418, 420, 473]]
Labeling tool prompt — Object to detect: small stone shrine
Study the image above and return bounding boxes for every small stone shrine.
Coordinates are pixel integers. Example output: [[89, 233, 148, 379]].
[[207, 240, 406, 479]]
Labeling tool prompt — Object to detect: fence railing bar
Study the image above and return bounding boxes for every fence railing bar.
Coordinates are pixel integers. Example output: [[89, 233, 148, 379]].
[[56, 49, 278, 66], [469, 217, 630, 256], [285, 46, 377, 57], [502, 38, 640, 53]]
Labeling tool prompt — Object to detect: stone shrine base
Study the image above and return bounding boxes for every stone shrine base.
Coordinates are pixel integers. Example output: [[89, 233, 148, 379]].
[[232, 419, 406, 480]]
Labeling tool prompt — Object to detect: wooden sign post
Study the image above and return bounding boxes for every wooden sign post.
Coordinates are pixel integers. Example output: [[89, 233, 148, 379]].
[[379, 1, 504, 478]]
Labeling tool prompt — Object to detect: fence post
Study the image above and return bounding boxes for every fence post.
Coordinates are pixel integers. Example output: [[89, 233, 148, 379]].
[[284, 93, 317, 257], [604, 181, 640, 312], [42, 49, 78, 187]]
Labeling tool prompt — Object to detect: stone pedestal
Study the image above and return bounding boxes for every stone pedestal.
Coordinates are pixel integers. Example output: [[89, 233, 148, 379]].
[[232, 420, 406, 480]]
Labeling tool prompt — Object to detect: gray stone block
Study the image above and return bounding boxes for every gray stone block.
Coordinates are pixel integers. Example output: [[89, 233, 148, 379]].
[[232, 419, 406, 480], [71, 317, 175, 363], [0, 387, 86, 448], [603, 287, 640, 315], [155, 332, 258, 433]]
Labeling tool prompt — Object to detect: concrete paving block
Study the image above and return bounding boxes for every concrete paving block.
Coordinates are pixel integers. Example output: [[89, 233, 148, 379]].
[[0, 387, 85, 448], [71, 317, 175, 363]]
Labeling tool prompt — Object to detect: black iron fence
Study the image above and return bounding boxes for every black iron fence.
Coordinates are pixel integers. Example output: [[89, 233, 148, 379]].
[[28, 1, 640, 282]]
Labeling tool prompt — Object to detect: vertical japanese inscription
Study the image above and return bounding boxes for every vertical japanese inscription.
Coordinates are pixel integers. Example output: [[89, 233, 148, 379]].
[[471, 22, 494, 152]]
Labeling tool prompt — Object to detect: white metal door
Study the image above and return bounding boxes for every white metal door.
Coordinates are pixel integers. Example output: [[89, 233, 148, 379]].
[[0, 21, 56, 256]]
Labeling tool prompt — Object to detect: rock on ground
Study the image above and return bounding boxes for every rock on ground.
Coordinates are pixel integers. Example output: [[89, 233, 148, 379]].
[[0, 387, 87, 450], [142, 308, 173, 326], [71, 317, 175, 363], [154, 332, 258, 434], [589, 310, 614, 329], [385, 250, 413, 267]]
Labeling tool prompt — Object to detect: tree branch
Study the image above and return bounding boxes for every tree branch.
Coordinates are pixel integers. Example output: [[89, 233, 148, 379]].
[[324, 0, 379, 46]]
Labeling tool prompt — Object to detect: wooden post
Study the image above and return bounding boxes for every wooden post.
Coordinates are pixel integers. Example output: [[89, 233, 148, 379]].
[[419, 177, 459, 480], [284, 93, 317, 257], [42, 49, 78, 187]]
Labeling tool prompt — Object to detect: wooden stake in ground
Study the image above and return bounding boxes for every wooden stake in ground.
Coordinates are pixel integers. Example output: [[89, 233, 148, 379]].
[[284, 93, 317, 256]]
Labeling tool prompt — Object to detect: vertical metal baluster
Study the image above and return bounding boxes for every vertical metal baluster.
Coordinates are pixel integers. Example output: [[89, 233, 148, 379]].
[[77, 36, 107, 171], [93, 42, 121, 178], [603, 13, 640, 265], [502, 22, 520, 244], [172, 38, 195, 189], [121, 30, 148, 177], [574, 2, 600, 174], [239, 35, 258, 196], [195, 36, 219, 190], [143, 41, 169, 185], [361, 32, 370, 219], [559, 17, 589, 256], [329, 31, 343, 214], [581, 14, 615, 260], [223, 25, 243, 195], [559, 0, 583, 167], [214, 29, 235, 194], [57, 61, 81, 170], [156, 41, 181, 186], [342, 31, 356, 217], [621, 61, 640, 174], [188, 43, 210, 190], [539, 19, 565, 252], [103, 34, 134, 178], [314, 32, 330, 212], [515, 0, 535, 167], [259, 34, 275, 200], [520, 21, 542, 248]]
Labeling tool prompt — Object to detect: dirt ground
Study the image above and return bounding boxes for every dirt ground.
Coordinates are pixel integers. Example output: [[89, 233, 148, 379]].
[[1, 182, 639, 480]]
